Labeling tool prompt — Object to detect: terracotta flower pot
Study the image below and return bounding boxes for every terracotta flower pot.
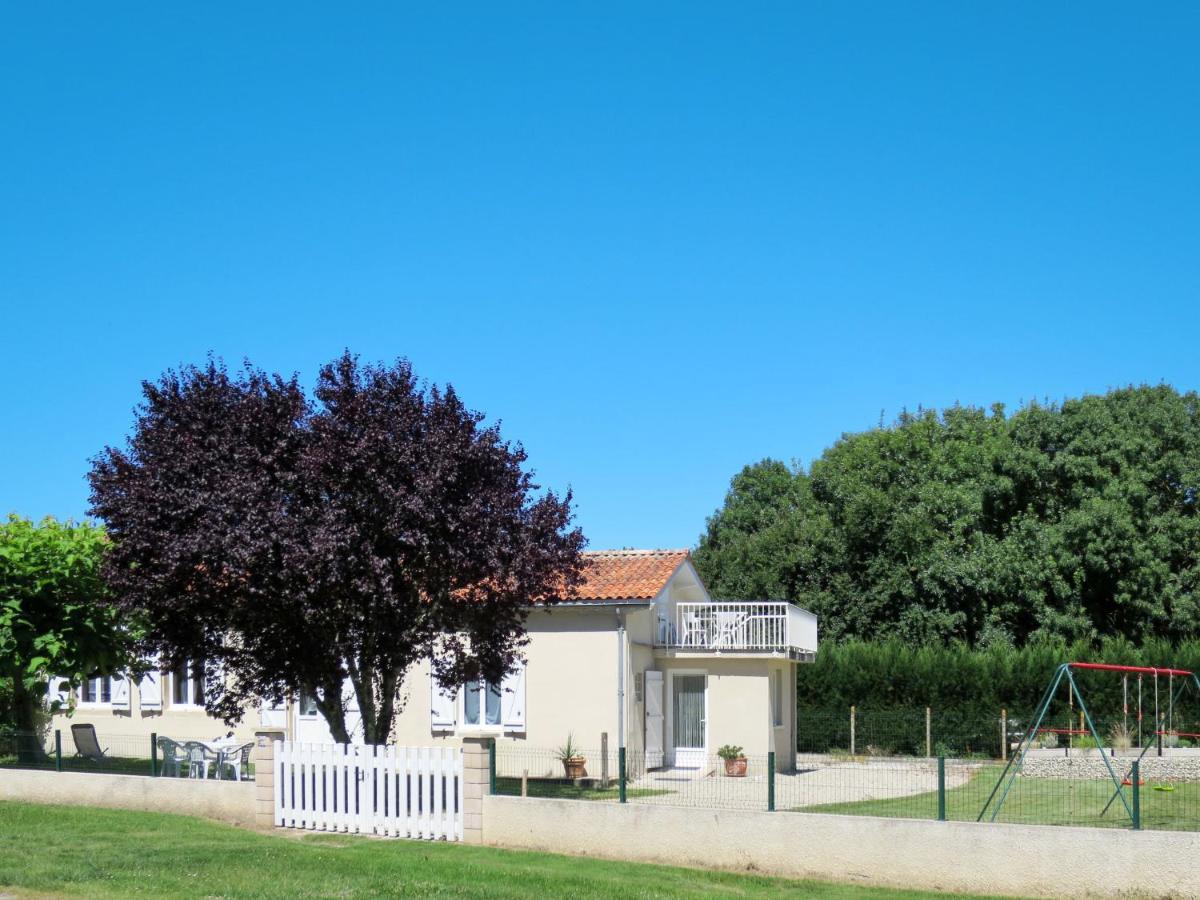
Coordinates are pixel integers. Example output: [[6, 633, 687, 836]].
[[723, 756, 748, 777], [562, 757, 588, 779]]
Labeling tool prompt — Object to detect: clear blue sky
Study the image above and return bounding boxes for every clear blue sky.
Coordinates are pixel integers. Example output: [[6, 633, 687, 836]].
[[2, 3, 1197, 550]]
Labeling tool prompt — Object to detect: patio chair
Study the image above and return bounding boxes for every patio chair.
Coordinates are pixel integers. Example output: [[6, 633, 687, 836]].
[[184, 741, 220, 779], [218, 742, 254, 781], [679, 609, 707, 648], [70, 724, 108, 762], [156, 736, 188, 778], [712, 610, 750, 649]]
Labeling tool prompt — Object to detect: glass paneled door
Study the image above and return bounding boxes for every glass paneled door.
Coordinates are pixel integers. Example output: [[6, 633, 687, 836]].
[[670, 673, 706, 768]]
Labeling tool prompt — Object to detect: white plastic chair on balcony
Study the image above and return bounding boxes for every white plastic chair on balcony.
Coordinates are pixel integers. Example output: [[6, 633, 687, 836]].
[[712, 610, 749, 649], [679, 608, 707, 647]]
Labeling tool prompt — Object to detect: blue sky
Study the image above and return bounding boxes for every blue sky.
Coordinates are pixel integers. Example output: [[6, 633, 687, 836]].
[[2, 3, 1198, 551]]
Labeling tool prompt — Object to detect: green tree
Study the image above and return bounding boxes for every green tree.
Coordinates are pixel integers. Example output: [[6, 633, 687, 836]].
[[0, 516, 137, 742], [695, 386, 1200, 646]]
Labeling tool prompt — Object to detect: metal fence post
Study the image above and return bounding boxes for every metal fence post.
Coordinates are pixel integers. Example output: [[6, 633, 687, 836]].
[[1000, 709, 1007, 761], [487, 739, 496, 795], [937, 756, 946, 821], [618, 747, 627, 803], [925, 707, 932, 757], [850, 705, 856, 756], [1132, 760, 1141, 830], [767, 751, 776, 811], [601, 732, 609, 788], [54, 730, 62, 772], [150, 731, 158, 776]]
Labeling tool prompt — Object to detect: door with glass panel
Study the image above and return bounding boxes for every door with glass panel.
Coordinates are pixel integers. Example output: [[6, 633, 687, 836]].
[[670, 673, 706, 768]]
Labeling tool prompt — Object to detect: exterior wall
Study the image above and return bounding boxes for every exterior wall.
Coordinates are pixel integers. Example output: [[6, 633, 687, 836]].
[[483, 795, 1200, 899], [652, 656, 774, 759], [769, 660, 798, 768], [0, 768, 255, 827], [50, 682, 262, 748], [389, 605, 622, 753]]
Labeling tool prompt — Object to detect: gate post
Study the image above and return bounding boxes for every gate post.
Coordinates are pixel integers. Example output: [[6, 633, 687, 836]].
[[461, 736, 491, 845], [253, 728, 286, 830]]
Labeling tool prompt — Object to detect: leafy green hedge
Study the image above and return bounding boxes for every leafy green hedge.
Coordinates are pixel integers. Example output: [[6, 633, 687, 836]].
[[796, 638, 1200, 756]]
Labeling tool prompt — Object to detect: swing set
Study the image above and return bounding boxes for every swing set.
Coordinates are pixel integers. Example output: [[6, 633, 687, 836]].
[[978, 661, 1200, 824]]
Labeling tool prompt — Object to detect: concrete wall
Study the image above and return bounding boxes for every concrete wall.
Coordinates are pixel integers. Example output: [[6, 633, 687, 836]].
[[0, 768, 255, 827], [483, 795, 1200, 898]]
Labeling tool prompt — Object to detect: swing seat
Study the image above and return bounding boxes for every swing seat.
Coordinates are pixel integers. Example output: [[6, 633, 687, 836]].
[[1121, 778, 1145, 786], [1153, 784, 1175, 792]]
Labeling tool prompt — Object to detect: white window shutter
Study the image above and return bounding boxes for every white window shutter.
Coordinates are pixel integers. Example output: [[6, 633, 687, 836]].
[[47, 676, 70, 710], [138, 670, 162, 710], [430, 675, 457, 731], [111, 675, 130, 709], [501, 662, 526, 732]]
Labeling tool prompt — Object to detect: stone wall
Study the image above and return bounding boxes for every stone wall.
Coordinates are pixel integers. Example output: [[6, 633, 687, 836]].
[[1022, 754, 1200, 781]]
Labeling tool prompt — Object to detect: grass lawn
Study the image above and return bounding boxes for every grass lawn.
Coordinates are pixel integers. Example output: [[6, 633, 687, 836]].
[[0, 800, 1011, 899], [796, 764, 1200, 831]]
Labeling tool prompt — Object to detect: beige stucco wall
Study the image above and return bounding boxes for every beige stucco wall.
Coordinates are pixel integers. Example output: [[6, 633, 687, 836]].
[[390, 605, 623, 754], [0, 768, 255, 827], [484, 795, 1200, 898], [51, 696, 261, 750], [652, 656, 775, 759]]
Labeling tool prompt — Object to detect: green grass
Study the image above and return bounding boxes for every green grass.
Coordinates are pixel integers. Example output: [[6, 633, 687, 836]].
[[0, 800, 1008, 899], [494, 775, 671, 801], [795, 764, 1200, 830]]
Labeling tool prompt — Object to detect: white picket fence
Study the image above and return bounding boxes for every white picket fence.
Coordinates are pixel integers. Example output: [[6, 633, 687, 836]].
[[274, 741, 463, 841]]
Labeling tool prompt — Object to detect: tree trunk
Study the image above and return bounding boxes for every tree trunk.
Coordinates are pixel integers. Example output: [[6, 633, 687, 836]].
[[10, 677, 48, 764]]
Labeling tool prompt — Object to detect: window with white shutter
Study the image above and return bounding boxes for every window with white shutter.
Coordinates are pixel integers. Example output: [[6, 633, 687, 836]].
[[501, 662, 526, 733], [138, 669, 162, 710], [430, 675, 457, 731], [46, 676, 70, 711], [111, 675, 130, 709]]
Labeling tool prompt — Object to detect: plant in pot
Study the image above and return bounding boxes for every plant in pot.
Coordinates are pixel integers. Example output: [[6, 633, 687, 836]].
[[717, 744, 747, 777], [556, 733, 587, 779]]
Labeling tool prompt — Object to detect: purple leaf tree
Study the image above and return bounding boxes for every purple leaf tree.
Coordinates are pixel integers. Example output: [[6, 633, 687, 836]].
[[89, 352, 585, 743]]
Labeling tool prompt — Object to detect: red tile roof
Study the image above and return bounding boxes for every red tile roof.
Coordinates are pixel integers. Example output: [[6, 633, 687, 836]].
[[566, 549, 691, 602]]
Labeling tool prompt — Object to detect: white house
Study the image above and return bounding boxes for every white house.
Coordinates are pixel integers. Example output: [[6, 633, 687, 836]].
[[53, 549, 818, 769]]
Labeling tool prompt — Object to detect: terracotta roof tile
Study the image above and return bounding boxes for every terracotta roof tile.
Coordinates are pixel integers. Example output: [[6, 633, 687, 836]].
[[565, 549, 691, 602]]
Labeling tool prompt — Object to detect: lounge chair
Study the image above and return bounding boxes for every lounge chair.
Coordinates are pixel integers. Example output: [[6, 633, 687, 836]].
[[219, 743, 254, 781], [70, 724, 108, 762], [156, 736, 188, 777]]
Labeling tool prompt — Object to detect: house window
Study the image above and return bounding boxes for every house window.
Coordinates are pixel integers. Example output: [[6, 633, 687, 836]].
[[80, 676, 112, 705], [170, 661, 205, 707], [772, 669, 783, 727], [462, 680, 502, 728], [299, 690, 319, 717]]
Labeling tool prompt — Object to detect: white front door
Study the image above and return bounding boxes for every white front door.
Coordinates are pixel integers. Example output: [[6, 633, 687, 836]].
[[645, 670, 664, 768], [669, 672, 706, 768]]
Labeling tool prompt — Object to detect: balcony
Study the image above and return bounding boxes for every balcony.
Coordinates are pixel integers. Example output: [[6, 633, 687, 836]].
[[653, 601, 818, 659]]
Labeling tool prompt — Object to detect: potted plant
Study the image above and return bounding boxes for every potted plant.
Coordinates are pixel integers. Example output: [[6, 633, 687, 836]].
[[717, 744, 747, 777], [556, 733, 587, 779]]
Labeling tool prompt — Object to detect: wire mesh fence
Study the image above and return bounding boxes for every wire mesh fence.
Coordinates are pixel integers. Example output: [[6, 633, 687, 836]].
[[796, 707, 1007, 758], [491, 739, 1200, 832], [0, 729, 254, 779]]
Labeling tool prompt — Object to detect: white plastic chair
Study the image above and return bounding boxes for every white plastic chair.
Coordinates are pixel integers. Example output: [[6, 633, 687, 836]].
[[184, 741, 219, 779], [219, 743, 253, 781]]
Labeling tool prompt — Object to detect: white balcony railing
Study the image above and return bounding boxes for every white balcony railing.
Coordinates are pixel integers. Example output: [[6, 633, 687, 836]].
[[654, 602, 818, 655]]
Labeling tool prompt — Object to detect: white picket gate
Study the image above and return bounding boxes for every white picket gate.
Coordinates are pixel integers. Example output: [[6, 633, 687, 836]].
[[274, 741, 463, 841]]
